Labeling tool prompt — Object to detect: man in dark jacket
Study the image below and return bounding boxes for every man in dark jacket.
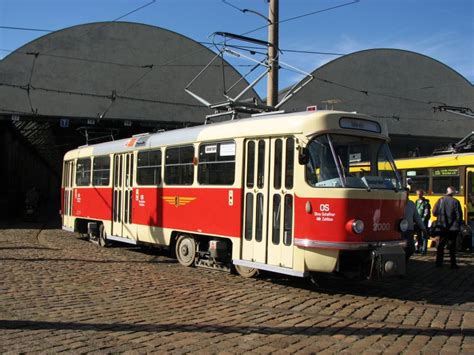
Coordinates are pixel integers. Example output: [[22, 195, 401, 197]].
[[432, 186, 462, 268]]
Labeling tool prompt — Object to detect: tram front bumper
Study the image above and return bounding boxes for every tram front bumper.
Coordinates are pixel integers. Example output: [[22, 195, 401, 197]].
[[295, 239, 407, 278], [369, 244, 406, 278]]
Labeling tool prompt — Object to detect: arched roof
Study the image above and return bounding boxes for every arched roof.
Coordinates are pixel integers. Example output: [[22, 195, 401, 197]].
[[281, 49, 473, 139], [0, 21, 259, 123]]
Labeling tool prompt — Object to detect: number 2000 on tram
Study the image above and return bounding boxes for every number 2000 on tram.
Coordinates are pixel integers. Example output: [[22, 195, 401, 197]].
[[61, 110, 409, 280]]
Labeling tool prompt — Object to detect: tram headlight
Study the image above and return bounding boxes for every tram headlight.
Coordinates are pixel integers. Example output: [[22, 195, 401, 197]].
[[352, 219, 365, 234], [399, 219, 409, 232]]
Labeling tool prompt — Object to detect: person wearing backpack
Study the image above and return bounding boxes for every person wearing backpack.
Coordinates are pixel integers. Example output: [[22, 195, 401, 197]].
[[415, 189, 431, 254], [432, 186, 462, 269]]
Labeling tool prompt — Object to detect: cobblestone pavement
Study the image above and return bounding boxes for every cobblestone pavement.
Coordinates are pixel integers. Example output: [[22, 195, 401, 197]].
[[0, 221, 473, 354]]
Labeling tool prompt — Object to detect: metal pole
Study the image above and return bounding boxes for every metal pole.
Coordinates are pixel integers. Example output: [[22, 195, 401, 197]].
[[267, 0, 279, 107]]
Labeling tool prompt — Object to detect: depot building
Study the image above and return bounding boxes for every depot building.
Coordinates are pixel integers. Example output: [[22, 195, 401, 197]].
[[0, 22, 473, 217]]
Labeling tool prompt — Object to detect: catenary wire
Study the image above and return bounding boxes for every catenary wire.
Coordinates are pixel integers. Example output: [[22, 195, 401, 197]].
[[0, 0, 469, 117], [0, 48, 255, 68], [0, 26, 52, 32], [0, 0, 359, 82], [239, 0, 361, 37], [113, 0, 156, 21]]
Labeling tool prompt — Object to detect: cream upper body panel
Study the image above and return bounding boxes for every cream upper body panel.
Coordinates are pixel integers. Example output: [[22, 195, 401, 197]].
[[63, 110, 389, 160]]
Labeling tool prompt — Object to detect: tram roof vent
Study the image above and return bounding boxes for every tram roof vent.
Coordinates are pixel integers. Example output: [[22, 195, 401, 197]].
[[251, 110, 286, 118], [132, 132, 150, 137]]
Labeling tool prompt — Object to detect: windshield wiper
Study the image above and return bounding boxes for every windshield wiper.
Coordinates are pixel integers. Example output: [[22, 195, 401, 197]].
[[337, 155, 347, 184], [361, 176, 371, 192]]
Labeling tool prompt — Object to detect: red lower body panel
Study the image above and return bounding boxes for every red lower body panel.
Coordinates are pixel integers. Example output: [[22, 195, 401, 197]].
[[294, 195, 405, 243], [132, 187, 242, 238]]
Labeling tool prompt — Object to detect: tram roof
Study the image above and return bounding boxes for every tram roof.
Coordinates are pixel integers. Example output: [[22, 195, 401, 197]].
[[394, 152, 474, 169], [64, 110, 389, 159]]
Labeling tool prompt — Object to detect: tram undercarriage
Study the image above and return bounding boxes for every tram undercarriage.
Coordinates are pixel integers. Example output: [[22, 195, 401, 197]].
[[83, 217, 407, 281]]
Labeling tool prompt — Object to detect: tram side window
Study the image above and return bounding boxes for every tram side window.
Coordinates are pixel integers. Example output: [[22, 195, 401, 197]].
[[76, 158, 91, 186], [137, 149, 162, 185], [198, 141, 235, 185], [406, 168, 429, 194], [165, 145, 194, 185], [432, 168, 460, 194], [92, 156, 110, 186]]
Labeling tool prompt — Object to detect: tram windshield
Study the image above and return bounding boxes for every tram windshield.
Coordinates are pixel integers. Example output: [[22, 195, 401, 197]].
[[305, 134, 402, 190]]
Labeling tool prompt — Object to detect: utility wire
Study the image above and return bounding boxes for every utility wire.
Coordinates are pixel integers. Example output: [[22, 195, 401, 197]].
[[0, 26, 52, 32], [0, 1, 156, 34], [0, 81, 204, 108], [240, 0, 361, 37], [273, 73, 469, 109], [26, 52, 39, 114], [113, 0, 156, 21], [0, 102, 464, 124], [280, 49, 345, 56], [221, 0, 242, 13], [40, 0, 158, 56], [0, 47, 254, 67], [1, 0, 464, 117], [198, 42, 345, 56], [0, 77, 469, 116], [0, 0, 354, 76]]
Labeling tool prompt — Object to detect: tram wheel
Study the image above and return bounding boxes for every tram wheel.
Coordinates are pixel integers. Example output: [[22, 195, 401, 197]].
[[234, 265, 259, 278], [175, 235, 196, 267], [98, 224, 110, 248]]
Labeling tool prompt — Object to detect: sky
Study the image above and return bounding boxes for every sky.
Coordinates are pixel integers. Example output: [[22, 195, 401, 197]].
[[0, 0, 473, 96]]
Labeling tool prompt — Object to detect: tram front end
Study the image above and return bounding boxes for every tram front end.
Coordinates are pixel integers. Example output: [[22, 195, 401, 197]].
[[294, 117, 408, 279]]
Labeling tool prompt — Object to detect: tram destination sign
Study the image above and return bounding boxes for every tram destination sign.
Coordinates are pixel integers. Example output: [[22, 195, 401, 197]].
[[433, 168, 459, 176], [339, 117, 381, 133]]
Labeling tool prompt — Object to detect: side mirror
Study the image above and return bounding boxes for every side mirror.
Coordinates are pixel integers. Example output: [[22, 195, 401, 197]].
[[299, 147, 309, 165]]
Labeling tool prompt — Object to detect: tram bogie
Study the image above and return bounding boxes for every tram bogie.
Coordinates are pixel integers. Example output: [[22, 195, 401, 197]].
[[61, 110, 408, 281]]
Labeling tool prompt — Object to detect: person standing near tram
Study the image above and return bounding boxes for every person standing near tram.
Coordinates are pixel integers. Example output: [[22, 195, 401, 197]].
[[432, 186, 462, 269], [403, 193, 427, 260], [415, 189, 431, 254]]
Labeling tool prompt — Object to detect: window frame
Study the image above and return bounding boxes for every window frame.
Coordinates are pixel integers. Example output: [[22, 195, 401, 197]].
[[197, 140, 236, 186], [405, 168, 430, 195], [432, 167, 462, 195], [164, 145, 195, 186], [137, 149, 163, 186], [75, 157, 91, 187], [92, 155, 111, 187]]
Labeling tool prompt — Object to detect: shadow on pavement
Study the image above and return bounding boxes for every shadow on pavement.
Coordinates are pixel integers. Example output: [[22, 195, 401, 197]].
[[0, 319, 471, 337], [259, 252, 474, 307], [0, 217, 61, 231]]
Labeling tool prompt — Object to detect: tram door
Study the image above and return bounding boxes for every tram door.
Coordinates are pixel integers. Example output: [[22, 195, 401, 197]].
[[242, 138, 294, 268], [112, 153, 135, 239], [267, 137, 294, 268], [243, 139, 270, 263], [467, 168, 474, 231], [62, 160, 74, 228]]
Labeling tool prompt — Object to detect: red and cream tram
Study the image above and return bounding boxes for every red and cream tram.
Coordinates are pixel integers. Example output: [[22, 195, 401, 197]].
[[61, 110, 408, 279]]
